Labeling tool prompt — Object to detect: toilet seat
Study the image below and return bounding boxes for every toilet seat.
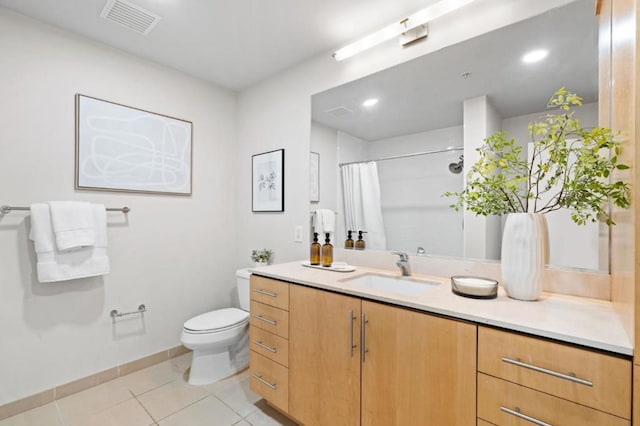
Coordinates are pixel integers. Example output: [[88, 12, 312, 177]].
[[183, 308, 249, 334]]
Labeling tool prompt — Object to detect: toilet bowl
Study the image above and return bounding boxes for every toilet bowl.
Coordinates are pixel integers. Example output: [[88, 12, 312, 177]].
[[180, 269, 251, 385]]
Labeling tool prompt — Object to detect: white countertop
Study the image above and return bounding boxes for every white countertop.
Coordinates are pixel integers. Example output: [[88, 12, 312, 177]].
[[251, 261, 633, 356]]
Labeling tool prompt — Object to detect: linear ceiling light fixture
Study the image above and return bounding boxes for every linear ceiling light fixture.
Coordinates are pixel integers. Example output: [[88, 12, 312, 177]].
[[333, 0, 477, 61]]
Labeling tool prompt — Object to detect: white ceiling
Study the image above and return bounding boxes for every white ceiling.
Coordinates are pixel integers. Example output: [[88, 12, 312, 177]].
[[311, 0, 598, 141], [0, 0, 441, 90]]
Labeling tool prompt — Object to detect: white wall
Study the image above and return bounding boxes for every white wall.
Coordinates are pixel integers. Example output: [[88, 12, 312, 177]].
[[368, 127, 464, 256], [463, 96, 503, 260], [0, 10, 237, 404], [235, 0, 575, 266], [485, 98, 504, 259]]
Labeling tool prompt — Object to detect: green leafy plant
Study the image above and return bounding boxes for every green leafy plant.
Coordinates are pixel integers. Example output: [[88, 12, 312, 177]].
[[251, 249, 273, 263], [445, 88, 630, 225]]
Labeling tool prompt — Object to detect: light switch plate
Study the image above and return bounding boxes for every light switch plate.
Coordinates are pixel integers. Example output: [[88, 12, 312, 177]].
[[294, 225, 303, 242]]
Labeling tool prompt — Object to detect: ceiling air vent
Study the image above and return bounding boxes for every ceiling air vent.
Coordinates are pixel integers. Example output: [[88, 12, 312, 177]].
[[100, 0, 161, 35], [325, 106, 354, 117]]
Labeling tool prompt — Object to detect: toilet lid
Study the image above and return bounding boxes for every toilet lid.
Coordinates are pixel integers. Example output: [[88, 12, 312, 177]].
[[184, 308, 249, 333]]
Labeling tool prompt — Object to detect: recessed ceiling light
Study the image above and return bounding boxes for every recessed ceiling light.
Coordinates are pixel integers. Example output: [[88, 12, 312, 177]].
[[522, 49, 548, 64], [362, 98, 379, 108]]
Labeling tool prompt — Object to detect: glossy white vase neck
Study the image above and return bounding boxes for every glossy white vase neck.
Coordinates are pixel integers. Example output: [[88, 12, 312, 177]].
[[501, 213, 549, 301]]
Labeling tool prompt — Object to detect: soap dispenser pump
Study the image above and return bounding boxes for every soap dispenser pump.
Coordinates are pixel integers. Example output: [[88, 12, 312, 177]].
[[355, 230, 367, 250], [345, 230, 354, 249], [310, 232, 321, 265], [322, 233, 333, 267]]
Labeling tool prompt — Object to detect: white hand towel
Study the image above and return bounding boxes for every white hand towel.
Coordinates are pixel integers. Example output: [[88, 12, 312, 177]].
[[313, 209, 336, 240], [48, 201, 95, 250], [30, 203, 109, 283]]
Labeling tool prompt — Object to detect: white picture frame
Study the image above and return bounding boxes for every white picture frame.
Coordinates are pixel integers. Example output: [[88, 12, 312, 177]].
[[252, 149, 285, 212], [75, 94, 193, 195]]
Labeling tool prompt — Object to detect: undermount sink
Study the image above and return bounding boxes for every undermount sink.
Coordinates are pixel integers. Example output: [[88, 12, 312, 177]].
[[339, 273, 440, 297]]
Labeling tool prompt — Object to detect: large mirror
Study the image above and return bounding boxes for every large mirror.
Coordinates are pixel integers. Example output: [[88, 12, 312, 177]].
[[310, 0, 607, 272]]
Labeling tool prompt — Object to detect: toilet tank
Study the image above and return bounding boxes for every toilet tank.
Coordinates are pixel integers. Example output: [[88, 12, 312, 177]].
[[236, 268, 251, 311]]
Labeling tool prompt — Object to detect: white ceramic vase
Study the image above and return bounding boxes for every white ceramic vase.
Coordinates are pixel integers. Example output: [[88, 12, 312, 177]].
[[500, 213, 548, 301], [254, 261, 268, 268]]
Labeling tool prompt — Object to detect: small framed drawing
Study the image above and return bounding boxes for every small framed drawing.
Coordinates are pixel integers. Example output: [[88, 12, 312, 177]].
[[75, 94, 193, 195], [310, 152, 320, 203], [252, 149, 285, 212]]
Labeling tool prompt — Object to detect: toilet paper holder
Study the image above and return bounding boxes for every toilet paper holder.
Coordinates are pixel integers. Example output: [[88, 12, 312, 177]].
[[110, 304, 147, 319]]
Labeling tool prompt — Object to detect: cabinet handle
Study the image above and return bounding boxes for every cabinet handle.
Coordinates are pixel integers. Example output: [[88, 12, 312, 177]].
[[253, 289, 277, 298], [361, 313, 369, 362], [500, 406, 552, 426], [253, 340, 277, 353], [349, 310, 357, 357], [252, 374, 277, 390], [253, 314, 277, 325], [501, 357, 593, 387]]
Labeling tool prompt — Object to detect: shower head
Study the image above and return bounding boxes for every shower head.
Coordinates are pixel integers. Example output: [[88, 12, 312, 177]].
[[448, 155, 464, 174]]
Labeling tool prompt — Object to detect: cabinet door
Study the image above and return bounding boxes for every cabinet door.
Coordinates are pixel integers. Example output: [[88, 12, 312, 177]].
[[361, 300, 477, 426], [289, 285, 361, 426]]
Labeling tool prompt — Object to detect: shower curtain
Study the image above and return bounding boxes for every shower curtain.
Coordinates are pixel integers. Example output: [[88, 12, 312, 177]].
[[341, 162, 387, 250]]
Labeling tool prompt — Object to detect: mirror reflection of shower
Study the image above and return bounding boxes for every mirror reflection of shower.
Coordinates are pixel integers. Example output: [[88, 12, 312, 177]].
[[334, 139, 465, 257], [448, 155, 464, 174]]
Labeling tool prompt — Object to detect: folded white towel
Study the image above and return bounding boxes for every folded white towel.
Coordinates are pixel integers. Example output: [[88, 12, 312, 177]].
[[48, 201, 95, 250], [30, 203, 109, 283], [313, 209, 336, 240]]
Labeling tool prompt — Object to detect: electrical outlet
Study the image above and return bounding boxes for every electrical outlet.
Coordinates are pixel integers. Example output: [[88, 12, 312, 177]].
[[294, 225, 303, 242]]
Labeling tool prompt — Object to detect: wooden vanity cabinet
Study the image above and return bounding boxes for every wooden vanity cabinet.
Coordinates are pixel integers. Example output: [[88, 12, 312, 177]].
[[288, 284, 477, 426], [289, 284, 362, 426], [477, 326, 632, 425], [360, 300, 477, 425], [248, 276, 290, 413], [251, 277, 633, 426]]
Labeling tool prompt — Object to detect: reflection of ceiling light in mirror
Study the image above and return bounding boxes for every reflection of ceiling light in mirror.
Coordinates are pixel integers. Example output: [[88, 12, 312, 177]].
[[332, 0, 478, 61], [362, 98, 379, 107], [522, 49, 548, 63]]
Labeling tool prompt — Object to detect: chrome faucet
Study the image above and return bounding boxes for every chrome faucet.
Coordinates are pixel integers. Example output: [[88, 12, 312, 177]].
[[392, 251, 412, 277]]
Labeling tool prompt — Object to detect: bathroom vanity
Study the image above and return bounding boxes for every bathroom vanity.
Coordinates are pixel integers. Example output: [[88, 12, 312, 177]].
[[248, 262, 632, 425]]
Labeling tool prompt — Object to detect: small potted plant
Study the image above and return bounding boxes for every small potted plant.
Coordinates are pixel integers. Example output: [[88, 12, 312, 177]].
[[251, 249, 273, 267], [446, 88, 630, 300]]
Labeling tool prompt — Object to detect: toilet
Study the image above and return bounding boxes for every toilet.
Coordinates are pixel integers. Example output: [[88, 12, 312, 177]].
[[180, 268, 251, 385]]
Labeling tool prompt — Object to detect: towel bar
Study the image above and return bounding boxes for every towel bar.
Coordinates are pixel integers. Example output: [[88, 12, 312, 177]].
[[110, 304, 147, 319], [1, 205, 130, 214]]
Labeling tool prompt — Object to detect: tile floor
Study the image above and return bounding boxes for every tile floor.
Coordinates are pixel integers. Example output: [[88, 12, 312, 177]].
[[0, 353, 297, 426]]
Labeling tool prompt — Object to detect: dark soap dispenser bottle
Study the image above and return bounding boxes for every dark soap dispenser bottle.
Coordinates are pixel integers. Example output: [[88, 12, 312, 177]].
[[310, 232, 321, 265], [355, 230, 367, 250], [322, 233, 333, 267], [345, 230, 354, 249]]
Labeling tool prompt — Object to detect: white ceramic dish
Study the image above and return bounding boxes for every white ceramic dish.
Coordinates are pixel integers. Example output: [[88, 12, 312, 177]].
[[451, 276, 498, 299]]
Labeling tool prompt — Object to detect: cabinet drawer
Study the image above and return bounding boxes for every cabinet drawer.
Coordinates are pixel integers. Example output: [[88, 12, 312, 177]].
[[250, 276, 289, 310], [250, 300, 289, 339], [478, 327, 631, 418], [478, 373, 629, 426], [250, 325, 289, 367], [250, 351, 288, 413], [477, 420, 495, 426]]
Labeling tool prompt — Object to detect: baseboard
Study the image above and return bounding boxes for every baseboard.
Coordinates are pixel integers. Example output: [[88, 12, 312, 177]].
[[0, 345, 191, 421]]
